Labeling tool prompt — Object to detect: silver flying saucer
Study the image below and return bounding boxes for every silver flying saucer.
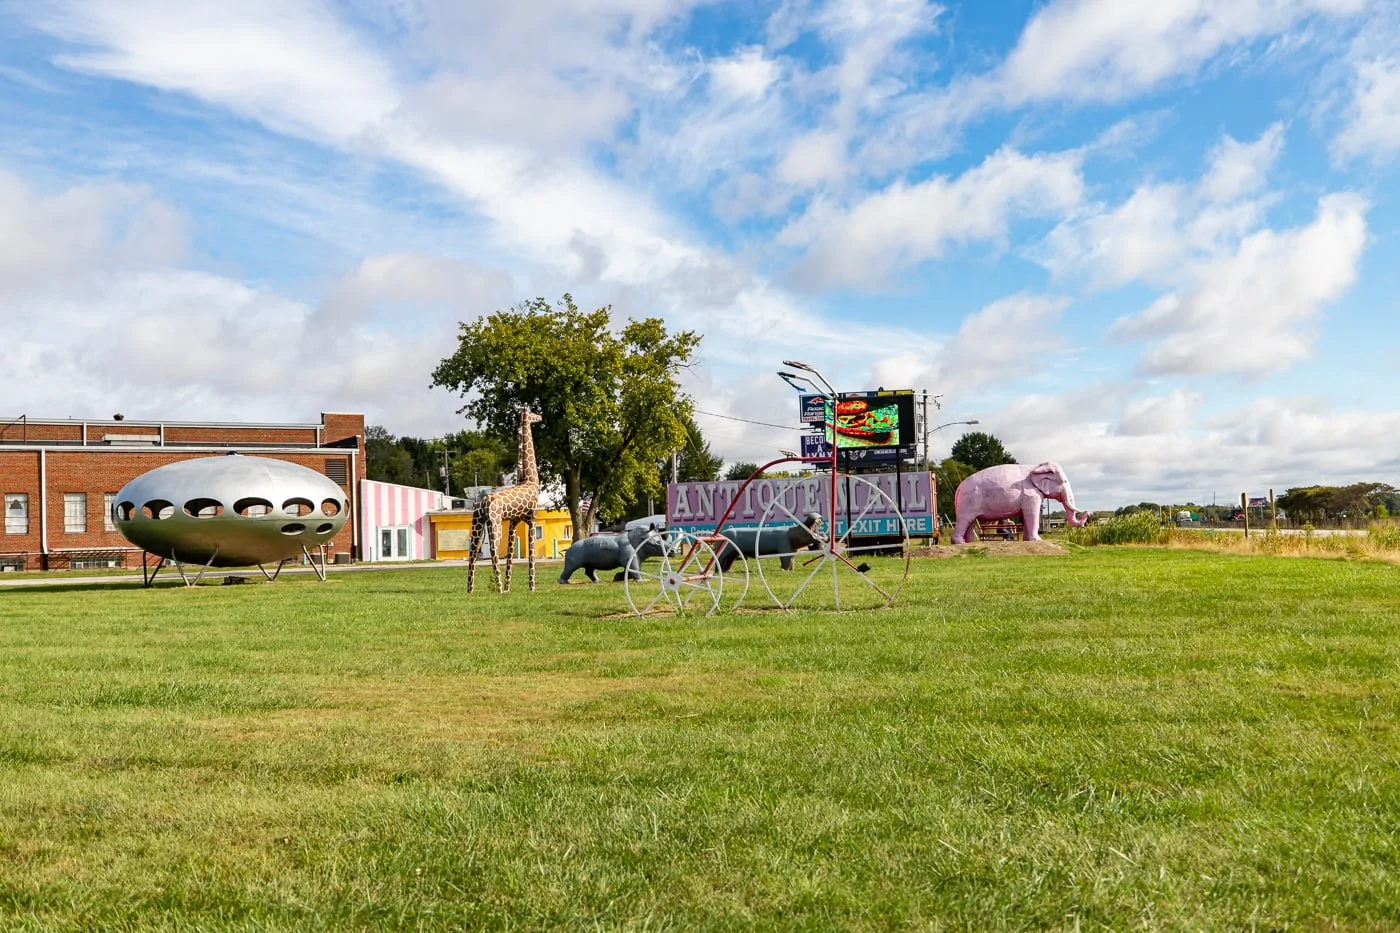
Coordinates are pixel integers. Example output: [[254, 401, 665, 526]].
[[113, 454, 350, 567]]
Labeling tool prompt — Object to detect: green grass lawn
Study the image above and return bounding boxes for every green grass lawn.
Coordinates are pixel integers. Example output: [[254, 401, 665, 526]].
[[1, 549, 1397, 930]]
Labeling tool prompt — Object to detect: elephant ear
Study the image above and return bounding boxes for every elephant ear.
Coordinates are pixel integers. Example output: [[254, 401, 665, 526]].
[[1028, 462, 1062, 497]]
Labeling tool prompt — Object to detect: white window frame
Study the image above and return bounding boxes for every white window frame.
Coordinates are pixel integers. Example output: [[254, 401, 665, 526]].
[[64, 493, 87, 534], [4, 494, 28, 535], [378, 525, 413, 561], [104, 493, 117, 532]]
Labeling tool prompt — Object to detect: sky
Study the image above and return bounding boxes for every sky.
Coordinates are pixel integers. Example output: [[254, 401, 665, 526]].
[[2, 0, 1398, 509]]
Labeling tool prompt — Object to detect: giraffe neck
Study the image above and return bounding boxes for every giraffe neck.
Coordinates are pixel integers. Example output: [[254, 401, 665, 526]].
[[517, 418, 539, 487]]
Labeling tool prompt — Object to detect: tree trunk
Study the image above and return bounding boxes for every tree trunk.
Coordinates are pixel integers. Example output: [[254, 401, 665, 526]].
[[565, 469, 583, 542]]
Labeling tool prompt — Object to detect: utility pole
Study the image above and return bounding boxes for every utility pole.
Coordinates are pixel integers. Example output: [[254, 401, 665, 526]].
[[441, 447, 451, 498], [671, 451, 679, 485], [921, 390, 929, 470]]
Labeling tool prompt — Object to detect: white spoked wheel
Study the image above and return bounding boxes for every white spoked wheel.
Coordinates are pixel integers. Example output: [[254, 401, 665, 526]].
[[624, 530, 724, 617], [754, 473, 912, 612]]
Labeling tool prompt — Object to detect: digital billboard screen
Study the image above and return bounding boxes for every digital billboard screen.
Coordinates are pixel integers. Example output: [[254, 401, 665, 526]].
[[823, 391, 916, 451]]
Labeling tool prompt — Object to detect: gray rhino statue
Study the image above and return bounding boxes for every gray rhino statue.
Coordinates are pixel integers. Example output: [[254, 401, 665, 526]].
[[717, 513, 823, 572], [558, 525, 672, 583]]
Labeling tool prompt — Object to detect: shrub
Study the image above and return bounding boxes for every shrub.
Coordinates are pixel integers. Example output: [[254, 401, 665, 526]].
[[1068, 511, 1169, 546]]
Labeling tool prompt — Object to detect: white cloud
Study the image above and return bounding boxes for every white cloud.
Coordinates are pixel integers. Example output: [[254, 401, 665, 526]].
[[874, 293, 1072, 395], [399, 72, 635, 151], [1043, 124, 1285, 289], [1334, 53, 1400, 162], [860, 0, 1363, 175], [1115, 389, 1203, 436], [783, 147, 1084, 288], [709, 46, 781, 100], [1110, 192, 1368, 376], [0, 168, 187, 293], [996, 0, 1365, 106], [775, 129, 850, 185], [975, 387, 1400, 507], [32, 0, 399, 141]]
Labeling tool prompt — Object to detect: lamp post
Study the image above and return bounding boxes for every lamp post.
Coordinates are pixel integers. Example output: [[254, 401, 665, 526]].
[[923, 419, 979, 469]]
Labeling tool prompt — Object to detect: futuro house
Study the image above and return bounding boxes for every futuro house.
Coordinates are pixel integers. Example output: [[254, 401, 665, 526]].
[[113, 453, 349, 570]]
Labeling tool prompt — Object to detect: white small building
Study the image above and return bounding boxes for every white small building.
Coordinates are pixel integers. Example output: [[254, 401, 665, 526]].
[[359, 479, 445, 562]]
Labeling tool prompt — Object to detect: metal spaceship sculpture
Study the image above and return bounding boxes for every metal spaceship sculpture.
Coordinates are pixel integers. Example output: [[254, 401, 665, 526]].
[[113, 453, 350, 585]]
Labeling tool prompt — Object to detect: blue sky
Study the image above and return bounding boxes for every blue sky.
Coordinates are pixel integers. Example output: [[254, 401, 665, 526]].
[[2, 0, 1398, 506]]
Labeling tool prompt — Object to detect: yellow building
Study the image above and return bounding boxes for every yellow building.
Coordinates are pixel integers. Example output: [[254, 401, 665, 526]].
[[429, 507, 575, 561]]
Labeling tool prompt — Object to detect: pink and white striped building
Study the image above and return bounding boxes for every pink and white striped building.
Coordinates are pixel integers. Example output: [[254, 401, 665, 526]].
[[359, 479, 445, 562]]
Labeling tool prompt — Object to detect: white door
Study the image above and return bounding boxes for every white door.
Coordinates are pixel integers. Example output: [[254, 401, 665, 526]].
[[379, 525, 413, 561]]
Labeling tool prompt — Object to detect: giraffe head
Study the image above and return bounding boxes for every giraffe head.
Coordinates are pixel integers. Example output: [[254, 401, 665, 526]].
[[520, 409, 542, 427]]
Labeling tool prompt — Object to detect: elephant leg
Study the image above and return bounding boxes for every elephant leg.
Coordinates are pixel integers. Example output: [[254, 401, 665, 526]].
[[585, 567, 599, 583], [1023, 505, 1042, 541], [953, 516, 976, 544]]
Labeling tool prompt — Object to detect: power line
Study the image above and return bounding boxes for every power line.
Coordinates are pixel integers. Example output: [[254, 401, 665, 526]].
[[694, 409, 801, 431]]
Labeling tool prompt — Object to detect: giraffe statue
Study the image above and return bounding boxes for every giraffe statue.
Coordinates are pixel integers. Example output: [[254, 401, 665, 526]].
[[467, 409, 543, 593]]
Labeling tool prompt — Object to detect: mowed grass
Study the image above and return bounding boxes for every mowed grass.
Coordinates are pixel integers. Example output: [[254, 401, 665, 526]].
[[0, 550, 1397, 931]]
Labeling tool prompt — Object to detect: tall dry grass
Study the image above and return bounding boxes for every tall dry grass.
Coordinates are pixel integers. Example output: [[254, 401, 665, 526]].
[[1070, 516, 1400, 564]]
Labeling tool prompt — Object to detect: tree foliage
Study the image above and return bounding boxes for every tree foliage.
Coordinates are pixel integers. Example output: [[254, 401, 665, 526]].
[[1277, 483, 1399, 522], [725, 462, 760, 482], [673, 414, 725, 484], [949, 432, 1017, 472], [933, 458, 976, 524], [431, 295, 699, 534], [366, 425, 515, 497]]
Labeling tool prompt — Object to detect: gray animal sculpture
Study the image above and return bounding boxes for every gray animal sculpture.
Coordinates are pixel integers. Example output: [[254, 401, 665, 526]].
[[717, 513, 823, 572], [559, 525, 672, 583]]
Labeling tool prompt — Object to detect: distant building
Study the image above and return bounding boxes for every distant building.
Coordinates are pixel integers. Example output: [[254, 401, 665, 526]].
[[359, 478, 444, 562], [429, 494, 575, 562], [0, 413, 365, 571]]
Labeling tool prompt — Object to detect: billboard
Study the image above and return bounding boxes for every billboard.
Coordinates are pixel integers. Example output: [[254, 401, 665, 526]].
[[799, 394, 827, 424], [824, 391, 917, 451], [800, 432, 913, 467], [668, 473, 935, 536]]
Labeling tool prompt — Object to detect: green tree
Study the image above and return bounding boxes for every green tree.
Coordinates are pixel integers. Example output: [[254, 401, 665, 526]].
[[432, 294, 699, 535], [933, 458, 976, 525], [673, 415, 725, 484], [725, 462, 760, 481], [440, 429, 516, 495], [949, 432, 1017, 472], [365, 425, 416, 486]]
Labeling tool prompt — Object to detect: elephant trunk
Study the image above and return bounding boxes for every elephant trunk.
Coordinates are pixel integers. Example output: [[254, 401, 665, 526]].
[[1061, 482, 1088, 527]]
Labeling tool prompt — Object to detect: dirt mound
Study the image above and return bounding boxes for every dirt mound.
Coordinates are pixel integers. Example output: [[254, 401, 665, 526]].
[[913, 540, 1067, 558]]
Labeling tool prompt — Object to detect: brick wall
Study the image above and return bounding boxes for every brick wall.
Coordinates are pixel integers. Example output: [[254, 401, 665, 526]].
[[0, 413, 367, 571]]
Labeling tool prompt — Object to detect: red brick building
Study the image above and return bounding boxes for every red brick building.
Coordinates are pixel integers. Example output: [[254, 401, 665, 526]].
[[0, 413, 366, 571]]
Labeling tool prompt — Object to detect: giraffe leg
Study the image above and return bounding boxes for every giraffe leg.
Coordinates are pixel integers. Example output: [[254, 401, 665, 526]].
[[527, 518, 537, 591], [466, 518, 480, 593], [488, 512, 503, 593], [509, 518, 520, 591]]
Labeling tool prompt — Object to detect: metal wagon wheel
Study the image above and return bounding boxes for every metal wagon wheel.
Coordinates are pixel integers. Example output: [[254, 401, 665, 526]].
[[624, 530, 724, 617], [754, 473, 912, 612]]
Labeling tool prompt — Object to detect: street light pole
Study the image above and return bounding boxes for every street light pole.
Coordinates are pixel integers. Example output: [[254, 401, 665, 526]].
[[924, 419, 980, 467]]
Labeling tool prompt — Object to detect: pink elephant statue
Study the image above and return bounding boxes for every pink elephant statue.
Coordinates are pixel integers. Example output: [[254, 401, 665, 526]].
[[952, 461, 1089, 544]]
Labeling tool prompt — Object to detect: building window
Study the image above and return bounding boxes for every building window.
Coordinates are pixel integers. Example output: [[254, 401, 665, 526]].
[[564, 525, 572, 540], [104, 493, 117, 532], [64, 493, 87, 533], [4, 494, 28, 535]]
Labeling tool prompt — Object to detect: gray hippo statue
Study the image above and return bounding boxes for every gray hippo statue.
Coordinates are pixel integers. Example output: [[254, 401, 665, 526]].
[[717, 513, 823, 572], [559, 525, 672, 583]]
